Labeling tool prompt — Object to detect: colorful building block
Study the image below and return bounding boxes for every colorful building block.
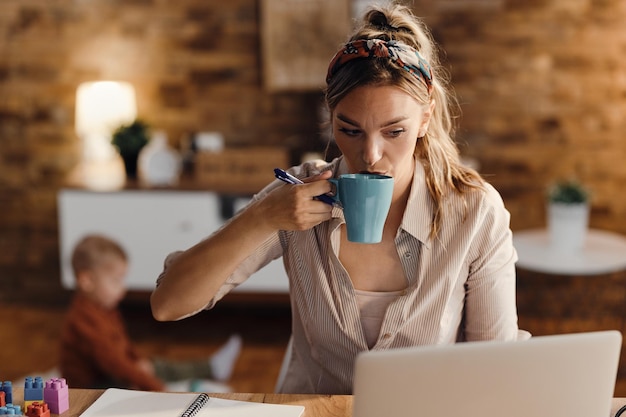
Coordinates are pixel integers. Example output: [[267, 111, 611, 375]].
[[0, 382, 12, 405], [24, 376, 44, 409], [43, 378, 69, 415], [25, 401, 50, 417], [0, 403, 22, 414], [24, 377, 44, 400]]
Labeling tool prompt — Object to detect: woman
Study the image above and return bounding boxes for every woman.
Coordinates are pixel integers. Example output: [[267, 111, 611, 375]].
[[151, 2, 521, 394]]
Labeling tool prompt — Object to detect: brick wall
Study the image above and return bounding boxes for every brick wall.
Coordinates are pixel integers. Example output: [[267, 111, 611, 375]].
[[1, 0, 626, 302], [423, 0, 626, 233]]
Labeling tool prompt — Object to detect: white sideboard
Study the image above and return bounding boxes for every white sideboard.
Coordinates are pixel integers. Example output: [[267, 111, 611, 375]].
[[57, 189, 289, 293]]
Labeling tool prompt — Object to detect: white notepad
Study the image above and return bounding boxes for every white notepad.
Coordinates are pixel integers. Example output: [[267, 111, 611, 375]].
[[79, 388, 305, 417]]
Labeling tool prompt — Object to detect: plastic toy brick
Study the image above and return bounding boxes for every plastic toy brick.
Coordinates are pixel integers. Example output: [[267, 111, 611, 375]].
[[0, 382, 12, 405], [25, 401, 50, 417], [24, 377, 44, 401], [24, 376, 45, 409], [0, 403, 22, 414], [43, 378, 69, 415]]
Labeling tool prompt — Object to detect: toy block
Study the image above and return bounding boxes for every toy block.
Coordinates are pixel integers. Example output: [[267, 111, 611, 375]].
[[25, 402, 50, 417], [43, 378, 69, 415], [24, 376, 45, 409], [0, 403, 22, 414], [24, 377, 44, 401], [0, 382, 12, 405]]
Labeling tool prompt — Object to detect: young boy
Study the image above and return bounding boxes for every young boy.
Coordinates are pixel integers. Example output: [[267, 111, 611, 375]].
[[59, 234, 241, 391]]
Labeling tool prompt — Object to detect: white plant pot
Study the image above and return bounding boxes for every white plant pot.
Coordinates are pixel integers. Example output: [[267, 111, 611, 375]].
[[547, 202, 589, 252]]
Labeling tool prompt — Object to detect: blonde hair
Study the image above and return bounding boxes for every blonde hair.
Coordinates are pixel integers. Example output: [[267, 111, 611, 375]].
[[71, 234, 127, 278], [325, 2, 484, 238]]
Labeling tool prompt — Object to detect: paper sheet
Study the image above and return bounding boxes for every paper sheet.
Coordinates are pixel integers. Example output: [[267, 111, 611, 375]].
[[79, 388, 305, 417]]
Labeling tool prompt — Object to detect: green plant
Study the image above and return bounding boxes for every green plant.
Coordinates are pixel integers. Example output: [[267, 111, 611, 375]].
[[547, 179, 589, 204], [111, 119, 150, 157]]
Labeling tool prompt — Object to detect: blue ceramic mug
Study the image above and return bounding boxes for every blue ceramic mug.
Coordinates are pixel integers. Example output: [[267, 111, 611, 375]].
[[328, 173, 394, 243]]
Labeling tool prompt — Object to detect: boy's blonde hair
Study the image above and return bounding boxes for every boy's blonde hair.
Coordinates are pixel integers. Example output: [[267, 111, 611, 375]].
[[71, 234, 127, 278]]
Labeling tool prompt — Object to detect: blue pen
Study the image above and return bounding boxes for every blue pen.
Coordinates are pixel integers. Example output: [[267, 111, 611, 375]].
[[273, 168, 337, 206]]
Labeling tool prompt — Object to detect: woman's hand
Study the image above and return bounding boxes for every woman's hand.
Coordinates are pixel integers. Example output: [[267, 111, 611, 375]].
[[256, 170, 334, 231]]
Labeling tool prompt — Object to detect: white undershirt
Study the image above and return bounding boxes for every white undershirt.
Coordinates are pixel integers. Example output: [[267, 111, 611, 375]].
[[354, 289, 404, 349]]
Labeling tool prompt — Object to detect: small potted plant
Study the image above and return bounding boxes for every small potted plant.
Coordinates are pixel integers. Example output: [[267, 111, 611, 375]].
[[111, 119, 150, 178], [546, 179, 590, 252]]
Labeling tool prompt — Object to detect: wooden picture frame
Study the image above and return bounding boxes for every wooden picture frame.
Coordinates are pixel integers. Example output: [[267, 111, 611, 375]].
[[260, 0, 351, 92]]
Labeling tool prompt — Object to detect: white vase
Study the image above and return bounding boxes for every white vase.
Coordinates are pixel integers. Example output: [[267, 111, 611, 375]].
[[138, 130, 181, 187], [547, 202, 589, 252]]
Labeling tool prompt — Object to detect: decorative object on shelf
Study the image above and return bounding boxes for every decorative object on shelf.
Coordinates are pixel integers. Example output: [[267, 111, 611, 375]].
[[74, 81, 136, 190], [546, 179, 590, 252], [137, 130, 181, 187], [111, 119, 150, 179], [195, 131, 225, 153]]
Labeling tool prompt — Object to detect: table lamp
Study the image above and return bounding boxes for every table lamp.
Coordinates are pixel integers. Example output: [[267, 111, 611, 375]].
[[74, 81, 137, 190]]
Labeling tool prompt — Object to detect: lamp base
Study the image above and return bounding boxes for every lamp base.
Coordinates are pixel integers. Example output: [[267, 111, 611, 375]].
[[68, 156, 126, 191]]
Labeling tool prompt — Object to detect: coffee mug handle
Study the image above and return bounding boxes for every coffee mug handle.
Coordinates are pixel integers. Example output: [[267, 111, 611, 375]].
[[327, 179, 340, 205]]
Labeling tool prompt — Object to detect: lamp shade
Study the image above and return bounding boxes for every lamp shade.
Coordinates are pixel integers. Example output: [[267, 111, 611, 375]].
[[75, 81, 137, 138]]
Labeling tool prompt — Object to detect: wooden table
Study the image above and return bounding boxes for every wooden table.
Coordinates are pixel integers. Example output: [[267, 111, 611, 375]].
[[11, 389, 352, 417], [9, 388, 626, 416]]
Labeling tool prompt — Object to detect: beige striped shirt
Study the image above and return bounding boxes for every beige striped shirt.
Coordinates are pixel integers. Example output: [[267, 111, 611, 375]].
[[170, 157, 519, 395]]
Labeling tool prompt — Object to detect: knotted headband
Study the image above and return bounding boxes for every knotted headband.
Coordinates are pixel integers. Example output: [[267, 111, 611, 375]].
[[326, 39, 433, 95]]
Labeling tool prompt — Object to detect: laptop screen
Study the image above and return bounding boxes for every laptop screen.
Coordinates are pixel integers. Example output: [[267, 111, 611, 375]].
[[353, 331, 621, 417]]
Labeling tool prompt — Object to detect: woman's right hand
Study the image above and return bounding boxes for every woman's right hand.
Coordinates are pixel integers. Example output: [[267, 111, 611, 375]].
[[255, 170, 334, 232]]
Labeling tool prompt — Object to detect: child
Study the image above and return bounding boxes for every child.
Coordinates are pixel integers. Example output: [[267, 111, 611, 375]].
[[59, 234, 242, 391]]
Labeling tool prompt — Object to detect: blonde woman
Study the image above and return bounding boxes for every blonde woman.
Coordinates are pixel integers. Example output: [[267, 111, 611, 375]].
[[151, 2, 521, 395]]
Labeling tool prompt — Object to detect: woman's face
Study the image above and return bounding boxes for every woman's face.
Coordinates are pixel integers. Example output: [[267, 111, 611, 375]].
[[332, 85, 432, 197]]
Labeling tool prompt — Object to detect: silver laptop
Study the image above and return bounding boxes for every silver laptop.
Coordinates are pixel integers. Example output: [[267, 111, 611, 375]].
[[353, 331, 621, 417]]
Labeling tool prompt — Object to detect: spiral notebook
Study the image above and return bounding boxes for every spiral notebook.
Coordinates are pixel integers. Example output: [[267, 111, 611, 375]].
[[79, 388, 305, 417]]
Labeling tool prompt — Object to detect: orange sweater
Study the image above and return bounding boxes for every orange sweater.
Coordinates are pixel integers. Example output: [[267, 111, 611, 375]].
[[59, 293, 165, 391]]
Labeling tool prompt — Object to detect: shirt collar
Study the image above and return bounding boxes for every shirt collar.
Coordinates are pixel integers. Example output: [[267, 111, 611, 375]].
[[400, 159, 434, 246]]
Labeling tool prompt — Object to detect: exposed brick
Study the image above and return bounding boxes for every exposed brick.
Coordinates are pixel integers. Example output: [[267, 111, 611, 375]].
[[158, 83, 189, 108], [1, 0, 626, 303]]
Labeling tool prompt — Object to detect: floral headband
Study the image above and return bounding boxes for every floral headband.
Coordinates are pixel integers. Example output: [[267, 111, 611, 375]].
[[326, 39, 433, 95]]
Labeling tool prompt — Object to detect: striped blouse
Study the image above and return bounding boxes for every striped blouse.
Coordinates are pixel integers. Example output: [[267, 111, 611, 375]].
[[169, 156, 520, 395]]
